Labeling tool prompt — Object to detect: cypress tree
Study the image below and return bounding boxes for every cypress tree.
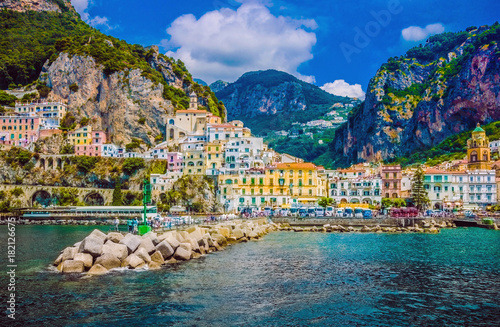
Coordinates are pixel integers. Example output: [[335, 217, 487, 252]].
[[112, 178, 123, 206], [411, 165, 430, 210]]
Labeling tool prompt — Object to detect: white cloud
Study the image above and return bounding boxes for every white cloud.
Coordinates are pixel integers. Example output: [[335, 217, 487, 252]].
[[70, 0, 114, 29], [71, 0, 90, 20], [161, 2, 317, 84], [401, 23, 445, 42], [320, 80, 365, 100]]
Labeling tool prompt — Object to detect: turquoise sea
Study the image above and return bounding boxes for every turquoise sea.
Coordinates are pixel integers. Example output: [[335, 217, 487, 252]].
[[0, 225, 499, 326]]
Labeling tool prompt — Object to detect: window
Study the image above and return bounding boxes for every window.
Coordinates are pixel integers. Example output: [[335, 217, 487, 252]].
[[298, 180, 303, 186], [309, 189, 312, 195], [444, 186, 448, 191], [393, 182, 397, 188], [309, 179, 312, 185]]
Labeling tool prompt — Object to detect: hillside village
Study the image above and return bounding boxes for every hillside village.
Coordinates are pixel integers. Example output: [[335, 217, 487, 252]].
[[1, 91, 499, 213]]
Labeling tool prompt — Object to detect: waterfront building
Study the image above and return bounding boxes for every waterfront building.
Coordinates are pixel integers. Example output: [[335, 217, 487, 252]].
[[464, 124, 497, 208], [328, 175, 382, 205], [381, 165, 402, 198], [0, 115, 40, 147]]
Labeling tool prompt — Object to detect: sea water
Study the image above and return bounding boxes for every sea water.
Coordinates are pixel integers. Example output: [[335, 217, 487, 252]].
[[0, 226, 499, 326]]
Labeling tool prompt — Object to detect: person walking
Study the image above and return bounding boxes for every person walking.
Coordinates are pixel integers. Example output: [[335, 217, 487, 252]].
[[114, 217, 120, 231], [127, 218, 133, 233], [133, 217, 138, 234]]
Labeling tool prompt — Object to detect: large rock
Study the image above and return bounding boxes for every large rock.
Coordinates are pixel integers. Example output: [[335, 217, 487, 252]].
[[173, 246, 191, 261], [148, 261, 162, 270], [142, 232, 159, 245], [74, 253, 93, 269], [122, 254, 145, 269], [107, 232, 124, 243], [165, 234, 180, 250], [179, 242, 192, 253], [62, 260, 85, 273], [120, 233, 142, 254], [232, 228, 244, 239], [188, 227, 203, 242], [102, 241, 129, 261], [155, 240, 174, 260], [218, 227, 231, 238], [150, 251, 165, 265], [61, 246, 78, 262], [54, 253, 63, 266], [138, 237, 156, 255], [79, 235, 104, 257], [95, 253, 121, 270], [87, 264, 108, 275], [134, 247, 152, 263], [212, 234, 227, 247], [89, 229, 107, 242]]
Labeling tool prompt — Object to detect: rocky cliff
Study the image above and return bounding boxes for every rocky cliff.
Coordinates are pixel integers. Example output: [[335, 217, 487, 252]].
[[212, 70, 350, 135], [40, 51, 172, 146], [330, 24, 500, 167]]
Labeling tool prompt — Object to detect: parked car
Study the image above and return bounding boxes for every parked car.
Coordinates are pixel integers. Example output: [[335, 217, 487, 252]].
[[363, 209, 373, 219], [325, 206, 334, 217]]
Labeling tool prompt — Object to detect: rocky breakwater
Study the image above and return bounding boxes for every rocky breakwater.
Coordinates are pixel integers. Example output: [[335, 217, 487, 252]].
[[53, 220, 277, 275], [278, 219, 455, 234]]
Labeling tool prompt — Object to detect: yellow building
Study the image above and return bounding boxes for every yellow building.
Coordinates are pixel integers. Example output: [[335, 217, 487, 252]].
[[184, 149, 205, 175], [205, 141, 226, 175], [467, 123, 491, 170], [218, 162, 326, 210], [68, 125, 92, 146]]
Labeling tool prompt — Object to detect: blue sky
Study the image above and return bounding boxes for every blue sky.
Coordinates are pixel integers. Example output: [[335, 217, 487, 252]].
[[71, 0, 499, 99]]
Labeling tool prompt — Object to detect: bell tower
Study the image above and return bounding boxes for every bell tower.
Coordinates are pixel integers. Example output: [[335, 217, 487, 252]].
[[189, 91, 198, 110], [467, 123, 491, 170]]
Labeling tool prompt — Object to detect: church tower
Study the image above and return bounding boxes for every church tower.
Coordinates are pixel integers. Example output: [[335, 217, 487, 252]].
[[467, 123, 491, 170], [189, 91, 198, 110]]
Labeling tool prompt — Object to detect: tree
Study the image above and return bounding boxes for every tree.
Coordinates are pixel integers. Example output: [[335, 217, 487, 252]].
[[318, 197, 334, 208], [112, 179, 123, 206], [411, 165, 430, 210], [381, 197, 393, 209]]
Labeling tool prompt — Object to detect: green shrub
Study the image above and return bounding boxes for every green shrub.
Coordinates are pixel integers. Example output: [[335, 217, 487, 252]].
[[122, 158, 145, 175], [138, 117, 146, 125], [71, 156, 98, 173], [11, 187, 24, 197], [69, 83, 79, 92]]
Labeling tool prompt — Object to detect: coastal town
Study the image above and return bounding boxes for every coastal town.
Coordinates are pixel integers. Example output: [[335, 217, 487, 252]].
[[1, 92, 499, 214]]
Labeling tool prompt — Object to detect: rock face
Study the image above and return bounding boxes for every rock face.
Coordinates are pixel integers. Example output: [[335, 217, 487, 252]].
[[212, 69, 350, 134], [331, 25, 500, 166], [41, 53, 172, 146], [0, 0, 73, 13]]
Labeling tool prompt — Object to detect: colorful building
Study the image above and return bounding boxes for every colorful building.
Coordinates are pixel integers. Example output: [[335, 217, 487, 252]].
[[0, 115, 40, 147]]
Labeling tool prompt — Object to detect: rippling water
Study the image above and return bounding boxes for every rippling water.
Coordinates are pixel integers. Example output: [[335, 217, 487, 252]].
[[0, 226, 499, 326]]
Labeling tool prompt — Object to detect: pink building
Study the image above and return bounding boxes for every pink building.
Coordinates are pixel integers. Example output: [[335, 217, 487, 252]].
[[0, 115, 40, 147], [167, 152, 184, 173], [75, 130, 107, 156]]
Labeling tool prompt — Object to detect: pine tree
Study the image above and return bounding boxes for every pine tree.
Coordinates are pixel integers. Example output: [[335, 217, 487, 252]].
[[112, 178, 123, 206], [411, 165, 430, 210]]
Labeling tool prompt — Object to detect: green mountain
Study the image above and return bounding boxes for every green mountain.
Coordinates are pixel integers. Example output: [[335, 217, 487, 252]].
[[212, 69, 352, 136], [0, 0, 225, 145]]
